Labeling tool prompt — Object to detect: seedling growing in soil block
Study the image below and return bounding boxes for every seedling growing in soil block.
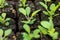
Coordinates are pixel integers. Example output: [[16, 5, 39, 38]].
[[0, 13, 11, 26], [0, 29, 12, 40], [22, 24, 40, 40], [39, 2, 60, 20], [38, 20, 58, 40], [19, 7, 40, 24]]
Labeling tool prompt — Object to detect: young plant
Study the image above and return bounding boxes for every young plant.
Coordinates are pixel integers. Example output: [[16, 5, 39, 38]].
[[19, 7, 40, 24], [39, 2, 60, 20], [0, 29, 12, 40], [0, 13, 11, 26], [19, 0, 27, 7], [22, 24, 40, 40], [0, 0, 5, 8], [38, 20, 58, 40]]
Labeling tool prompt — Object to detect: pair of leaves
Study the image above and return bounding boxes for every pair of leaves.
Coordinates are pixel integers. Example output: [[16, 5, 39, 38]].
[[0, 0, 5, 8], [1, 13, 11, 21], [19, 7, 40, 18], [0, 13, 10, 26], [0, 13, 6, 24], [0, 29, 12, 37], [19, 7, 30, 16], [39, 2, 55, 11], [43, 3, 55, 15], [23, 24, 40, 39], [41, 3, 60, 16], [40, 2, 55, 15], [21, 19, 36, 24], [21, 0, 27, 7]]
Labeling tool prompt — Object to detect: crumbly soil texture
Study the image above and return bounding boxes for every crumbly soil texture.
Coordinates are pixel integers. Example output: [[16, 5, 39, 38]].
[[1, 0, 60, 40]]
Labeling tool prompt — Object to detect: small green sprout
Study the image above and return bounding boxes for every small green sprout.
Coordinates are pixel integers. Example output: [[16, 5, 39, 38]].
[[38, 20, 58, 40], [0, 13, 11, 26], [39, 2, 60, 20], [22, 24, 40, 40], [19, 0, 27, 7], [19, 7, 40, 24], [0, 0, 5, 8], [0, 29, 12, 40]]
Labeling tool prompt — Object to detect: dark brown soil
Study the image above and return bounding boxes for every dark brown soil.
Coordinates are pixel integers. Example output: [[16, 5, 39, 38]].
[[1, 0, 60, 40]]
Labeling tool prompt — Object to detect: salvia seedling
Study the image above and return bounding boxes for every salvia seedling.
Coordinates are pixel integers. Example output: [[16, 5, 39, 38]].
[[0, 29, 12, 40], [19, 0, 27, 7], [22, 24, 40, 40], [0, 0, 5, 8], [0, 13, 11, 26], [38, 2, 60, 40], [38, 20, 58, 40], [19, 7, 40, 24], [39, 2, 60, 20]]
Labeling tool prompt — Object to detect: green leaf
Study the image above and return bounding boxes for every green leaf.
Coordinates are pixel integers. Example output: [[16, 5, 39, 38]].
[[22, 0, 26, 7], [43, 11, 49, 15], [33, 29, 40, 38], [48, 29, 55, 34], [50, 3, 55, 11], [0, 29, 3, 36], [0, 0, 5, 8], [39, 2, 48, 9], [5, 29, 12, 37], [31, 10, 40, 18], [26, 7, 30, 16], [49, 20, 54, 29], [5, 18, 11, 21], [58, 2, 60, 5], [29, 19, 36, 24], [38, 26, 48, 35], [21, 21, 29, 24], [41, 21, 51, 29], [21, 21, 28, 24], [19, 8, 26, 16], [53, 14, 59, 17], [1, 13, 6, 19], [44, 0, 51, 2], [23, 24, 30, 33], [51, 32, 58, 40], [5, 22, 9, 26], [19, 3, 23, 7], [54, 4, 60, 12], [22, 33, 30, 40], [0, 37, 3, 40], [0, 16, 3, 21]]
